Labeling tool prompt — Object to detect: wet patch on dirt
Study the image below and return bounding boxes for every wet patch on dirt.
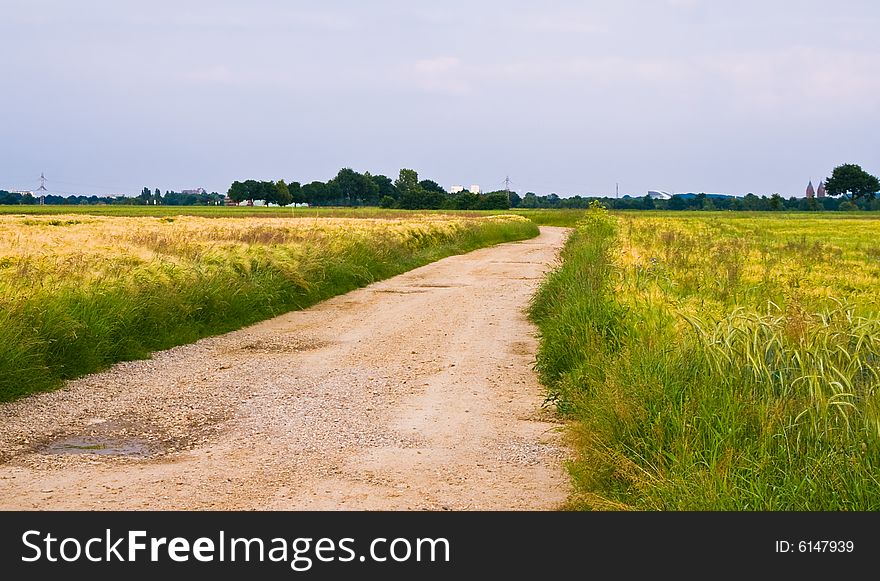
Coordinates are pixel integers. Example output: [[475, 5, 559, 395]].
[[509, 341, 533, 356], [371, 288, 430, 294], [42, 436, 151, 457], [236, 335, 331, 353]]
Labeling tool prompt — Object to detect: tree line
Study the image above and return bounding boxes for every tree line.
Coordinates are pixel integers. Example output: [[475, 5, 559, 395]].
[[2, 163, 875, 210], [226, 168, 511, 210], [0, 189, 224, 206], [135, 188, 225, 206]]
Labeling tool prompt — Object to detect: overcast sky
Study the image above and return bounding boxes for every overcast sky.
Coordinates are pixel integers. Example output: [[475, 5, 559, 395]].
[[1, 0, 878, 198]]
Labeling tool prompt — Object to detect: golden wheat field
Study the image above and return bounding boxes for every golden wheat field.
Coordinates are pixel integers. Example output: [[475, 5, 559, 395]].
[[0, 213, 537, 401]]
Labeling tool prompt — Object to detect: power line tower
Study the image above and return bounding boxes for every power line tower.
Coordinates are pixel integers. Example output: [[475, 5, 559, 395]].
[[504, 175, 511, 206], [36, 172, 48, 205]]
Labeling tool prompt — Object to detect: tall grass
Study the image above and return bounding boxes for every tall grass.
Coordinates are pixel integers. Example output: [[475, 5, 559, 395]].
[[0, 214, 537, 402], [531, 208, 880, 510]]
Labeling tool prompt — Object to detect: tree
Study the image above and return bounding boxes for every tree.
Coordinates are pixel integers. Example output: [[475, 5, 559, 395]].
[[769, 193, 783, 210], [394, 169, 420, 196], [825, 164, 880, 201], [302, 181, 329, 206], [288, 181, 305, 205], [379, 195, 396, 208], [370, 174, 398, 201], [271, 179, 292, 206], [395, 168, 429, 209], [227, 181, 247, 204], [243, 180, 261, 204], [153, 188, 163, 205], [332, 168, 360, 206], [521, 192, 538, 208], [475, 192, 510, 210], [742, 193, 761, 211], [419, 179, 446, 195], [257, 181, 276, 204], [447, 191, 480, 210]]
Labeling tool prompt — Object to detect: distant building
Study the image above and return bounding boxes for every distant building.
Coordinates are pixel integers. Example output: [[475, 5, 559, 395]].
[[805, 181, 816, 199], [450, 185, 464, 194], [647, 190, 672, 200], [181, 188, 207, 195], [469, 184, 481, 194], [224, 196, 237, 206], [817, 181, 826, 198]]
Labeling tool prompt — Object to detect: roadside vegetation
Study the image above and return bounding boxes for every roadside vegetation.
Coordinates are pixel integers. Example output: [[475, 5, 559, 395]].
[[531, 207, 880, 509], [0, 213, 537, 402]]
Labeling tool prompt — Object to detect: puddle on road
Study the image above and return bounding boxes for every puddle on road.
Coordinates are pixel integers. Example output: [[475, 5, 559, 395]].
[[41, 436, 150, 457]]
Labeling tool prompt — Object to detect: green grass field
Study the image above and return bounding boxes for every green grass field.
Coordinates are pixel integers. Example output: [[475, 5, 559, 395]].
[[531, 209, 880, 510]]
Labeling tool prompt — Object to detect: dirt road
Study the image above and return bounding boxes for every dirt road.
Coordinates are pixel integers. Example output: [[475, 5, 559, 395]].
[[0, 226, 570, 510]]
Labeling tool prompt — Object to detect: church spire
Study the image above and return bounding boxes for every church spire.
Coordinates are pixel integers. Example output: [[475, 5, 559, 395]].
[[805, 180, 815, 198]]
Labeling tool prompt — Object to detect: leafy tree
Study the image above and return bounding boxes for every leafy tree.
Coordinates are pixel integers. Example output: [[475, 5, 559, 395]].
[[521, 192, 538, 208], [508, 191, 522, 208], [302, 181, 329, 206], [227, 181, 247, 203], [447, 191, 481, 210], [742, 193, 761, 211], [769, 193, 783, 210], [370, 174, 398, 201], [667, 195, 687, 210], [272, 179, 293, 206], [419, 179, 446, 195], [395, 168, 431, 209], [332, 168, 360, 206], [153, 188, 163, 205], [825, 164, 880, 201], [475, 192, 510, 210], [242, 180, 262, 204], [288, 181, 304, 205], [379, 195, 396, 208], [394, 168, 420, 196]]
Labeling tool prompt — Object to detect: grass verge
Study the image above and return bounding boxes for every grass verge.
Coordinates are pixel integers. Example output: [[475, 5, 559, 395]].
[[530, 207, 880, 510]]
